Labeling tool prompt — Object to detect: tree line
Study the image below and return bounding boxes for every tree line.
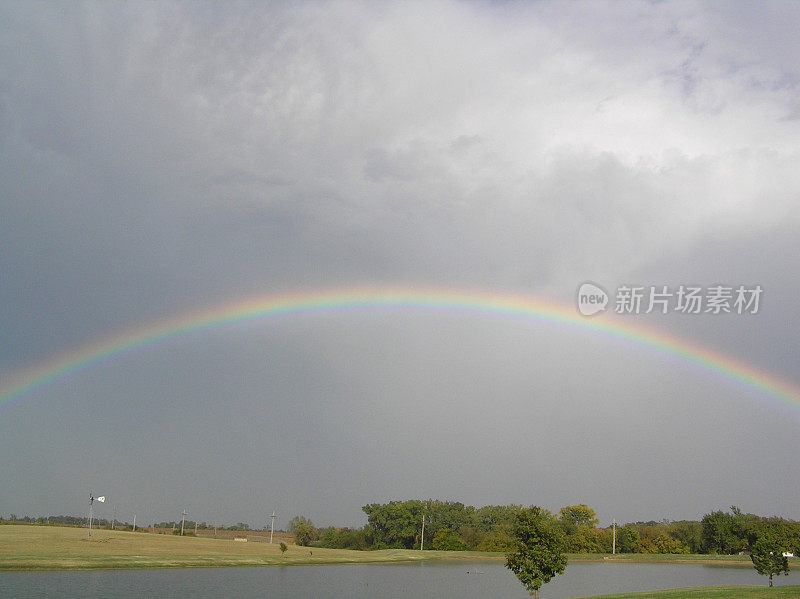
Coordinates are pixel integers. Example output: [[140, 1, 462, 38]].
[[286, 501, 800, 559]]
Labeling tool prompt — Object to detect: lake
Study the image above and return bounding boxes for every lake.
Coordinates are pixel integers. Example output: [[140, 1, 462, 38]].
[[1, 561, 798, 598]]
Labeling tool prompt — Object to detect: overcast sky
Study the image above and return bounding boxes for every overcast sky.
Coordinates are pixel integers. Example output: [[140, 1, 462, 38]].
[[1, 1, 799, 529]]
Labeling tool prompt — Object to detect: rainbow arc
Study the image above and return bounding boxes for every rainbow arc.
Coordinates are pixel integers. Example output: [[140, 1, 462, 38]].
[[1, 286, 798, 412]]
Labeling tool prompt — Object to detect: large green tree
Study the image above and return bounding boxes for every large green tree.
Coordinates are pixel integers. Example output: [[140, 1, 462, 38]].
[[362, 500, 424, 549], [750, 533, 790, 587], [701, 509, 746, 554], [506, 506, 568, 597]]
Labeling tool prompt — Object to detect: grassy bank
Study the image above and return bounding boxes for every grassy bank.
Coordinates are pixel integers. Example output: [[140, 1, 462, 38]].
[[582, 587, 800, 598], [568, 553, 759, 567], [0, 525, 503, 570], [2, 524, 800, 573]]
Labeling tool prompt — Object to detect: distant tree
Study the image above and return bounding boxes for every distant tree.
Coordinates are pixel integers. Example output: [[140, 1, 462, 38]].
[[506, 506, 568, 598], [559, 505, 598, 528], [652, 533, 689, 554], [749, 516, 797, 555], [567, 525, 611, 553], [558, 505, 598, 537], [701, 510, 746, 554], [750, 533, 790, 587], [288, 516, 320, 546], [423, 500, 474, 544], [476, 531, 515, 552], [459, 526, 484, 550], [431, 528, 468, 551], [362, 500, 424, 549], [669, 521, 703, 553], [474, 504, 524, 534], [318, 527, 371, 550], [279, 542, 288, 557]]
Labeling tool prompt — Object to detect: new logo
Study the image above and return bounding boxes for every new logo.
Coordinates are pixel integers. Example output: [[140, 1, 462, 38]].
[[577, 282, 609, 316]]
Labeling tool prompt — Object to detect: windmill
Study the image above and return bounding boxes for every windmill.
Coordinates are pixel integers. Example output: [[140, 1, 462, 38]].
[[87, 493, 106, 539]]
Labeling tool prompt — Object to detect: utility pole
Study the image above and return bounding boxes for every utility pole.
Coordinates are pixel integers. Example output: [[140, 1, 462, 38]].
[[214, 519, 217, 538], [181, 509, 188, 536], [269, 511, 276, 544], [112, 505, 116, 530], [420, 514, 425, 551], [612, 518, 616, 555], [133, 514, 136, 532], [194, 520, 198, 536]]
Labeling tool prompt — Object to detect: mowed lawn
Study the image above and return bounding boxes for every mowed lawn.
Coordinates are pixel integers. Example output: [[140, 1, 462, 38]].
[[0, 525, 503, 570], [583, 587, 800, 599]]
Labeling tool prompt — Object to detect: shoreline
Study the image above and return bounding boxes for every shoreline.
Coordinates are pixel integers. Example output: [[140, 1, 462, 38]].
[[2, 525, 798, 572]]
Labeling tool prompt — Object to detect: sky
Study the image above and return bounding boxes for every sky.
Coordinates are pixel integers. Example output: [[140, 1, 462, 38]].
[[1, 0, 799, 530]]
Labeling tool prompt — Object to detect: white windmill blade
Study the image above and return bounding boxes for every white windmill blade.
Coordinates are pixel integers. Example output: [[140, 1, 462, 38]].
[[96, 496, 106, 503]]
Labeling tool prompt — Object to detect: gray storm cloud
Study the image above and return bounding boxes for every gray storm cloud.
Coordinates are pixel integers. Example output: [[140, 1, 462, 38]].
[[1, 1, 799, 527]]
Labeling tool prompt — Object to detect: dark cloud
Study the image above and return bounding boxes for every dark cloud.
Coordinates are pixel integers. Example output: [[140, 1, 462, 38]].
[[1, 1, 799, 527]]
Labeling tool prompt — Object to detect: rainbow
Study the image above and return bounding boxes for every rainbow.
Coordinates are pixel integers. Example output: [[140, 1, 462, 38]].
[[1, 286, 799, 412]]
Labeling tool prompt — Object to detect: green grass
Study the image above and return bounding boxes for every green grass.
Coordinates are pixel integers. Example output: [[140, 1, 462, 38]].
[[568, 553, 759, 567], [3, 524, 800, 580], [581, 586, 800, 598], [0, 525, 504, 570]]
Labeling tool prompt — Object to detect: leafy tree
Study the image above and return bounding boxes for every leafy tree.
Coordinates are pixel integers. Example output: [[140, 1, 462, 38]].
[[506, 506, 568, 598], [431, 528, 468, 551], [570, 526, 614, 553], [701, 510, 746, 554], [669, 521, 703, 553], [423, 500, 474, 544], [279, 542, 288, 557], [459, 526, 484, 550], [318, 527, 371, 550], [474, 504, 524, 533], [288, 516, 320, 546], [652, 533, 689, 554], [476, 531, 515, 552], [558, 505, 598, 529], [362, 500, 424, 549], [750, 533, 790, 587], [616, 526, 640, 553]]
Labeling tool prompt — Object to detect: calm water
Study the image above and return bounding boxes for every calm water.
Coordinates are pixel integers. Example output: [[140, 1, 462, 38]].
[[1, 561, 798, 598]]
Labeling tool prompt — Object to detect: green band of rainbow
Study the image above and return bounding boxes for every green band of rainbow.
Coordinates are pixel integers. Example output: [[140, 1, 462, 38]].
[[1, 286, 798, 413]]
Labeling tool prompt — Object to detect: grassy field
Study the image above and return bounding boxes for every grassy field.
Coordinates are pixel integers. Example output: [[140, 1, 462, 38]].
[[2, 524, 800, 578], [582, 587, 800, 598], [0, 525, 503, 570], [568, 553, 760, 567]]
